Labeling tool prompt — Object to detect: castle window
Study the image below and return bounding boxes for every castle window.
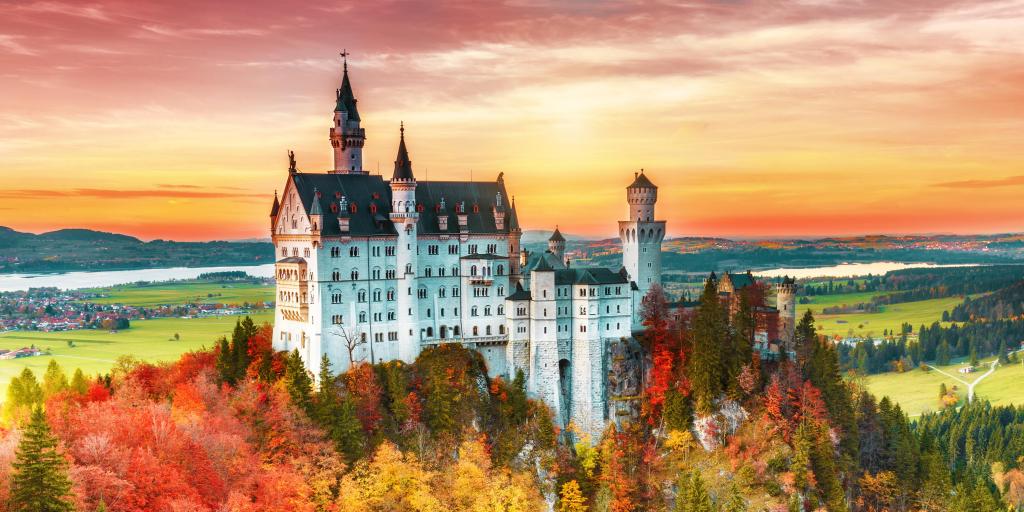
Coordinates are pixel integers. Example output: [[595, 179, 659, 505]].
[[426, 308, 431, 318], [332, 293, 342, 304], [332, 270, 340, 281], [386, 269, 396, 279], [452, 287, 460, 297], [440, 308, 445, 317], [471, 306, 478, 316], [332, 315, 343, 325], [499, 325, 505, 335], [497, 286, 504, 296], [449, 245, 458, 255], [453, 326, 461, 336], [428, 245, 439, 255], [425, 267, 432, 277], [470, 265, 477, 276], [331, 247, 340, 257], [484, 306, 491, 316], [358, 312, 367, 323], [373, 289, 382, 302], [497, 305, 504, 315], [438, 267, 446, 277], [292, 248, 298, 257], [351, 270, 359, 280], [473, 326, 479, 336], [418, 288, 427, 299], [387, 311, 396, 321], [350, 247, 359, 257], [387, 289, 395, 301], [304, 248, 311, 258], [452, 266, 460, 276], [468, 244, 478, 254], [358, 290, 366, 302], [426, 327, 433, 338], [496, 265, 504, 276], [438, 288, 446, 298], [406, 263, 413, 275], [486, 325, 492, 335], [372, 268, 381, 279], [281, 248, 287, 257]]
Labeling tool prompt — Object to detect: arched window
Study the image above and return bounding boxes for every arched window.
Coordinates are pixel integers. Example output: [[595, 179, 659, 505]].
[[472, 326, 479, 336], [496, 264, 504, 276], [350, 269, 359, 280], [358, 312, 367, 323], [497, 305, 504, 315], [405, 263, 413, 275], [426, 327, 433, 337], [453, 326, 461, 336], [471, 306, 478, 316], [484, 306, 491, 316], [471, 265, 478, 276], [498, 325, 505, 335], [486, 325, 492, 335], [349, 246, 359, 257], [332, 270, 340, 281], [372, 289, 382, 302], [387, 289, 395, 301]]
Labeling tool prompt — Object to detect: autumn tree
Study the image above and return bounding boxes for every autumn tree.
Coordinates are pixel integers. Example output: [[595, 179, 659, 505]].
[[4, 368, 42, 424], [9, 407, 75, 512], [559, 480, 589, 512], [42, 359, 69, 398]]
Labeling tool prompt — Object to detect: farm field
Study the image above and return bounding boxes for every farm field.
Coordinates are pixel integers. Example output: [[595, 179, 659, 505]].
[[797, 291, 881, 310], [83, 281, 273, 307], [972, 358, 1024, 409], [800, 295, 962, 337], [0, 311, 273, 400]]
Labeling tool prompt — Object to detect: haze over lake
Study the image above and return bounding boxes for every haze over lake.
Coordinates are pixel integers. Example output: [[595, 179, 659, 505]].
[[0, 264, 276, 292]]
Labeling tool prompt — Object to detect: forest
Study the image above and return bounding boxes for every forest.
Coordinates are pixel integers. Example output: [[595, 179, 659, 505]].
[[2, 282, 1024, 511]]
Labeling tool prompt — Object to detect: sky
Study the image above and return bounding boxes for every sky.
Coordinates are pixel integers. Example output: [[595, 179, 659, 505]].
[[2, 0, 1024, 241]]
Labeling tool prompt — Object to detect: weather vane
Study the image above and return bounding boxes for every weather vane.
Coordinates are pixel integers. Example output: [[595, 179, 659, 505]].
[[340, 49, 349, 70]]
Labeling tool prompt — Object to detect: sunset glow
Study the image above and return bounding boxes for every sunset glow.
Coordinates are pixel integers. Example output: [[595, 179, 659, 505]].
[[2, 0, 1024, 240]]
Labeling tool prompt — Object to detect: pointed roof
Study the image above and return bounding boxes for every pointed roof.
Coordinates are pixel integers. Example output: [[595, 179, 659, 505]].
[[627, 170, 656, 189], [270, 191, 280, 217], [533, 253, 555, 272], [335, 60, 361, 122], [309, 188, 322, 216], [392, 123, 415, 182], [507, 281, 532, 301], [549, 227, 565, 242]]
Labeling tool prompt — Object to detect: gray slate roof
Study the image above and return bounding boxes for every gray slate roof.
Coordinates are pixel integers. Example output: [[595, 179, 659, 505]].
[[288, 172, 518, 237]]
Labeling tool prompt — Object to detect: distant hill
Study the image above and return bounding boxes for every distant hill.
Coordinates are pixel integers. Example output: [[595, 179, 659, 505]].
[[0, 226, 273, 274]]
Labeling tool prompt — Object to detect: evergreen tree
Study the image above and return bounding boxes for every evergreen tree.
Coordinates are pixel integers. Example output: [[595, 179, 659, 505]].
[[9, 407, 75, 512], [689, 279, 727, 415], [998, 339, 1009, 364], [969, 346, 978, 367], [284, 349, 314, 415], [676, 471, 714, 512], [42, 359, 68, 398], [69, 368, 88, 395], [312, 353, 364, 461], [728, 292, 755, 399], [722, 483, 747, 512], [936, 341, 951, 366], [215, 335, 234, 384]]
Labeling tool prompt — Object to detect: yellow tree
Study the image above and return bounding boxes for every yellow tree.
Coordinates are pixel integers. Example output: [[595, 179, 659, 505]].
[[337, 442, 442, 512], [558, 480, 589, 512]]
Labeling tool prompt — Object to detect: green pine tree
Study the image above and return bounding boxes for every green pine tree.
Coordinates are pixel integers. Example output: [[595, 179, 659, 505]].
[[722, 483, 747, 512], [689, 279, 727, 415], [728, 292, 756, 398], [42, 359, 68, 398], [284, 349, 314, 415], [69, 368, 89, 395], [998, 339, 1009, 364], [936, 341, 951, 366], [215, 335, 234, 384], [9, 407, 75, 512]]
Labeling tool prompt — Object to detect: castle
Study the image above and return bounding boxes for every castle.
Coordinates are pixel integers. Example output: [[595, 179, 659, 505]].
[[270, 58, 795, 439]]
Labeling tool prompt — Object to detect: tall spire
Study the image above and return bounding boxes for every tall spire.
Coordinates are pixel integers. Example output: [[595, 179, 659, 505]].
[[335, 50, 360, 121], [392, 122, 415, 182]]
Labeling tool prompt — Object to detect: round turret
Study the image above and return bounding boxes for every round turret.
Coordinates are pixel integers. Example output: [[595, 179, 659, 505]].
[[626, 170, 657, 222], [548, 227, 566, 264], [775, 277, 798, 347]]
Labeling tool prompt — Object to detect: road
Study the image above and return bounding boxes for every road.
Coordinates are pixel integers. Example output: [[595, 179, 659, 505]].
[[927, 358, 1002, 403]]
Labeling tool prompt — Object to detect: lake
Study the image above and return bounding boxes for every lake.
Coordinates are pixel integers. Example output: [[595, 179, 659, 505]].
[[753, 261, 981, 280], [0, 264, 276, 292]]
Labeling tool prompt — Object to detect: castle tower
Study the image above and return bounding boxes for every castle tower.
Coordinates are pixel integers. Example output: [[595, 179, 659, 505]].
[[618, 170, 666, 328], [528, 256, 561, 422], [548, 227, 566, 265], [390, 123, 419, 362], [329, 52, 367, 174], [775, 277, 798, 351]]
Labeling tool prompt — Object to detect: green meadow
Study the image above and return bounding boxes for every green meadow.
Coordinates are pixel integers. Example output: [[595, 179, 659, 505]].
[[83, 281, 273, 307], [866, 355, 1024, 417], [799, 295, 962, 338], [0, 312, 273, 400]]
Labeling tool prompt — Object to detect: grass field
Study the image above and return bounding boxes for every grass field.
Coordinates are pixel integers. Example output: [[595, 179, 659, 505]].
[[799, 296, 962, 337], [866, 355, 1024, 417], [83, 281, 273, 307], [0, 311, 273, 400], [798, 291, 882, 310]]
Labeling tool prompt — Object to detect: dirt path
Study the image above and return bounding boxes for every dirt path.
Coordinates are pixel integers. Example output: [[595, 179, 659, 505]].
[[927, 359, 999, 404]]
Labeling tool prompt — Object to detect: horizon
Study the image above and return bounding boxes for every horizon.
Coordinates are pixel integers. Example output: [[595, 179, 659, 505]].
[[3, 1, 1024, 240]]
